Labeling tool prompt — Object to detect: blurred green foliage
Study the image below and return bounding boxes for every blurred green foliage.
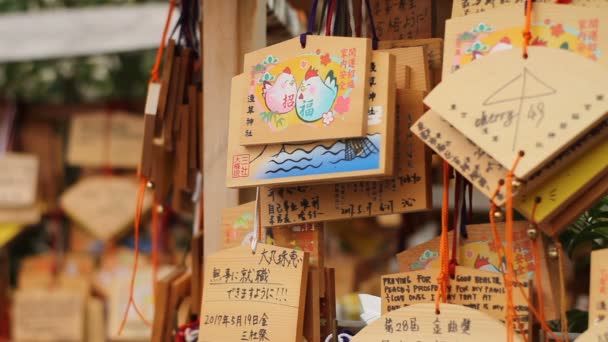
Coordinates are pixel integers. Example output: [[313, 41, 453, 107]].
[[0, 0, 164, 103]]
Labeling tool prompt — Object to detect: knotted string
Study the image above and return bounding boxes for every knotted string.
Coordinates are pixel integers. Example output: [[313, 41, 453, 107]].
[[119, 0, 177, 333], [449, 174, 463, 278], [150, 0, 177, 83], [505, 151, 525, 342], [301, 0, 379, 49], [551, 233, 570, 342], [118, 179, 153, 334], [435, 161, 451, 314], [529, 198, 549, 342], [522, 0, 533, 58], [488, 160, 563, 342], [300, 0, 320, 47], [363, 0, 379, 49]]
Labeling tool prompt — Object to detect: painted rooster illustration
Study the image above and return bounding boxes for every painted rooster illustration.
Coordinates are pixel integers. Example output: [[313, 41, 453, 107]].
[[295, 67, 338, 122], [262, 67, 297, 114]]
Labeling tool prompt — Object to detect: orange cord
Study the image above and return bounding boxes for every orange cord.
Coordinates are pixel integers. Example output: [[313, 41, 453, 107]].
[[489, 157, 564, 342], [435, 161, 451, 314], [150, 0, 177, 83], [551, 234, 570, 342], [522, 0, 533, 58], [117, 179, 152, 335], [505, 152, 524, 342], [529, 199, 549, 342], [118, 0, 177, 333]]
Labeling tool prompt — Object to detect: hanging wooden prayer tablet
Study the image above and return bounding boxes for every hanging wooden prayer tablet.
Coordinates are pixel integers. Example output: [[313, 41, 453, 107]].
[[351, 302, 522, 342], [66, 112, 144, 169], [589, 249, 608, 326], [514, 126, 608, 224], [227, 50, 396, 188], [13, 289, 85, 342], [381, 266, 530, 328], [221, 201, 257, 249], [199, 244, 309, 342], [368, 0, 432, 40], [426, 47, 608, 179], [452, 0, 608, 18], [443, 4, 608, 77], [239, 36, 371, 145], [60, 176, 153, 241], [0, 153, 38, 208], [259, 88, 432, 226]]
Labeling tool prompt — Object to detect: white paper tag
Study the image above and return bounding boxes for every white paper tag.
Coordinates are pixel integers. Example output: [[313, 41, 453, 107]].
[[144, 82, 161, 115]]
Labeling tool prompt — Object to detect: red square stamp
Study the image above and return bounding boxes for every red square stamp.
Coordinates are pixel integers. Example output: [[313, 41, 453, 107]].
[[232, 154, 250, 178]]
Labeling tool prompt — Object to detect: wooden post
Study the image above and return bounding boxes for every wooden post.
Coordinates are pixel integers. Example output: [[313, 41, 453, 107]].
[[202, 1, 266, 256]]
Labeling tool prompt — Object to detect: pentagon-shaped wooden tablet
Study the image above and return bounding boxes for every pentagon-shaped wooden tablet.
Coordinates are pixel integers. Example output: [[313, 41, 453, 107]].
[[425, 47, 608, 179]]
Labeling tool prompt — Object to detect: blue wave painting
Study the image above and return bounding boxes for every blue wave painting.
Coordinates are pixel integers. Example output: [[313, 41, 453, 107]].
[[258, 133, 381, 179]]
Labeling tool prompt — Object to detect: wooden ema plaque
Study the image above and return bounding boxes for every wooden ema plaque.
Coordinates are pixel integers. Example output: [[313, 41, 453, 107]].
[[268, 223, 325, 268], [351, 302, 522, 342], [575, 320, 608, 342], [60, 176, 153, 241], [378, 38, 444, 87], [13, 289, 85, 342], [381, 267, 529, 328], [381, 46, 430, 91], [590, 249, 608, 326], [368, 0, 432, 40], [0, 153, 38, 208], [221, 201, 256, 249], [395, 222, 557, 318], [66, 112, 144, 169], [426, 47, 608, 179], [259, 89, 432, 226], [228, 51, 396, 188], [413, 110, 607, 208], [444, 4, 608, 77], [199, 244, 309, 342], [452, 0, 608, 18], [515, 127, 608, 223], [240, 36, 371, 145]]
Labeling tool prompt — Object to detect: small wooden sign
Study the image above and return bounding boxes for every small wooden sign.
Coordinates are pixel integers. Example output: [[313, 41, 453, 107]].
[[268, 222, 324, 268], [515, 129, 608, 223], [444, 4, 608, 77], [352, 302, 521, 342], [13, 289, 85, 342], [0, 153, 38, 208], [381, 267, 529, 327], [396, 222, 557, 320], [221, 201, 257, 249], [368, 0, 432, 40], [381, 46, 430, 91], [66, 112, 144, 169], [379, 38, 444, 87], [259, 89, 432, 226], [413, 110, 509, 204], [199, 244, 309, 342], [540, 172, 608, 236], [426, 47, 608, 179], [240, 36, 371, 145], [452, 0, 608, 18], [590, 249, 608, 326], [60, 176, 153, 241], [228, 51, 396, 188]]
